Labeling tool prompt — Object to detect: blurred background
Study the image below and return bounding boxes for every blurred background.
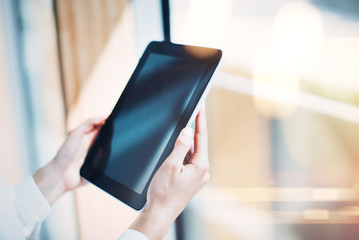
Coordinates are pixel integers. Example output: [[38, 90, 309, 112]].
[[1, 0, 359, 239]]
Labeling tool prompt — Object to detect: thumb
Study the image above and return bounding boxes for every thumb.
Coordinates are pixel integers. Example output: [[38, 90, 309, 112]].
[[167, 127, 194, 166]]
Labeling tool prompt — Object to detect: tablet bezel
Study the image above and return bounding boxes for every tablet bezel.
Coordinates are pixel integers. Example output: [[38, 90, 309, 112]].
[[80, 41, 222, 210]]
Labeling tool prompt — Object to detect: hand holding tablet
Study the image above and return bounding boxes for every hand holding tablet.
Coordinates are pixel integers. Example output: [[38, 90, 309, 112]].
[[130, 107, 209, 239], [80, 41, 222, 210]]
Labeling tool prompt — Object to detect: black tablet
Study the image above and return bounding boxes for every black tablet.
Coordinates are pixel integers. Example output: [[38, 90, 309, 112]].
[[80, 41, 222, 210]]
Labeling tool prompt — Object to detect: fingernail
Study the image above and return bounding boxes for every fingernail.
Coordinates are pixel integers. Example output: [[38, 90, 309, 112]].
[[182, 127, 193, 138]]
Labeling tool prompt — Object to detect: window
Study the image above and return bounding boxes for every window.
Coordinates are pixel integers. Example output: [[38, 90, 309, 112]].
[[171, 0, 359, 239]]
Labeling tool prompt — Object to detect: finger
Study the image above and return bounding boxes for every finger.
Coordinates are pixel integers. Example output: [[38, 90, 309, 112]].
[[73, 127, 101, 168], [71, 116, 107, 135], [166, 127, 194, 166], [85, 115, 107, 132], [191, 105, 208, 166], [71, 117, 107, 168]]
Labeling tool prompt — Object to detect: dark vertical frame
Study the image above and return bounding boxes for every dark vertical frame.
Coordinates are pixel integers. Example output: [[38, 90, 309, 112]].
[[161, 0, 171, 42], [160, 1, 187, 238], [159, 1, 188, 238]]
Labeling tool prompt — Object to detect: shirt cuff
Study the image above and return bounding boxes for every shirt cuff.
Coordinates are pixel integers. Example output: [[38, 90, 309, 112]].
[[118, 229, 149, 240], [14, 177, 51, 235]]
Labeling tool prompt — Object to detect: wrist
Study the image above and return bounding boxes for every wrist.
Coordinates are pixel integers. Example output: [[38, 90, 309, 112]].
[[130, 204, 178, 240], [33, 160, 67, 205]]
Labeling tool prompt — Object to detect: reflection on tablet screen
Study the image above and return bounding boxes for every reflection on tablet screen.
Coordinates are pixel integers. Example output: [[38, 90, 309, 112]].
[[91, 53, 208, 194]]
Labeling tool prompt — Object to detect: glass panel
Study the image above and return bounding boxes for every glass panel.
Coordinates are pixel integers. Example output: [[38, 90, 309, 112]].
[[171, 1, 359, 239]]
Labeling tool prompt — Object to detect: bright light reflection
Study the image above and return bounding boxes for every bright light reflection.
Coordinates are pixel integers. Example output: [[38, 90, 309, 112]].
[[304, 37, 359, 93], [180, 0, 233, 48], [271, 0, 323, 71], [252, 50, 300, 119], [251, 1, 323, 119]]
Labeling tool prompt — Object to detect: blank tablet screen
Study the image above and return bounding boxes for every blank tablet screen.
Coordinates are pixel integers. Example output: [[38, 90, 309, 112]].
[[89, 52, 208, 194]]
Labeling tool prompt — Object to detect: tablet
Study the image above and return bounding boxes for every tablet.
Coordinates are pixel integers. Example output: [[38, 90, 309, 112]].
[[80, 41, 222, 210]]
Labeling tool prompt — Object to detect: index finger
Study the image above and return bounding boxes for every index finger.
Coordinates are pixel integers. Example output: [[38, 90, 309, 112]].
[[191, 104, 208, 165]]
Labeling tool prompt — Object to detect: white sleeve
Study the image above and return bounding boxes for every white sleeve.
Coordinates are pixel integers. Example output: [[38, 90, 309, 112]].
[[0, 177, 51, 240], [118, 229, 149, 240]]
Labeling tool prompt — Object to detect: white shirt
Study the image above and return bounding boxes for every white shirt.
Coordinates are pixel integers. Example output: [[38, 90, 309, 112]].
[[0, 177, 148, 240]]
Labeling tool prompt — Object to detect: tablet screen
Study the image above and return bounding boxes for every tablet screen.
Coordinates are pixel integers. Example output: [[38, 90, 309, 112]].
[[88, 52, 208, 194]]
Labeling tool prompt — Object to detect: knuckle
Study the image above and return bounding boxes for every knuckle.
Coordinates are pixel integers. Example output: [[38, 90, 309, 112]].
[[67, 129, 75, 136], [202, 164, 209, 173], [86, 118, 97, 125], [200, 166, 209, 176], [165, 161, 179, 172], [175, 136, 191, 148], [170, 163, 179, 172], [195, 162, 209, 175], [203, 172, 210, 184]]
